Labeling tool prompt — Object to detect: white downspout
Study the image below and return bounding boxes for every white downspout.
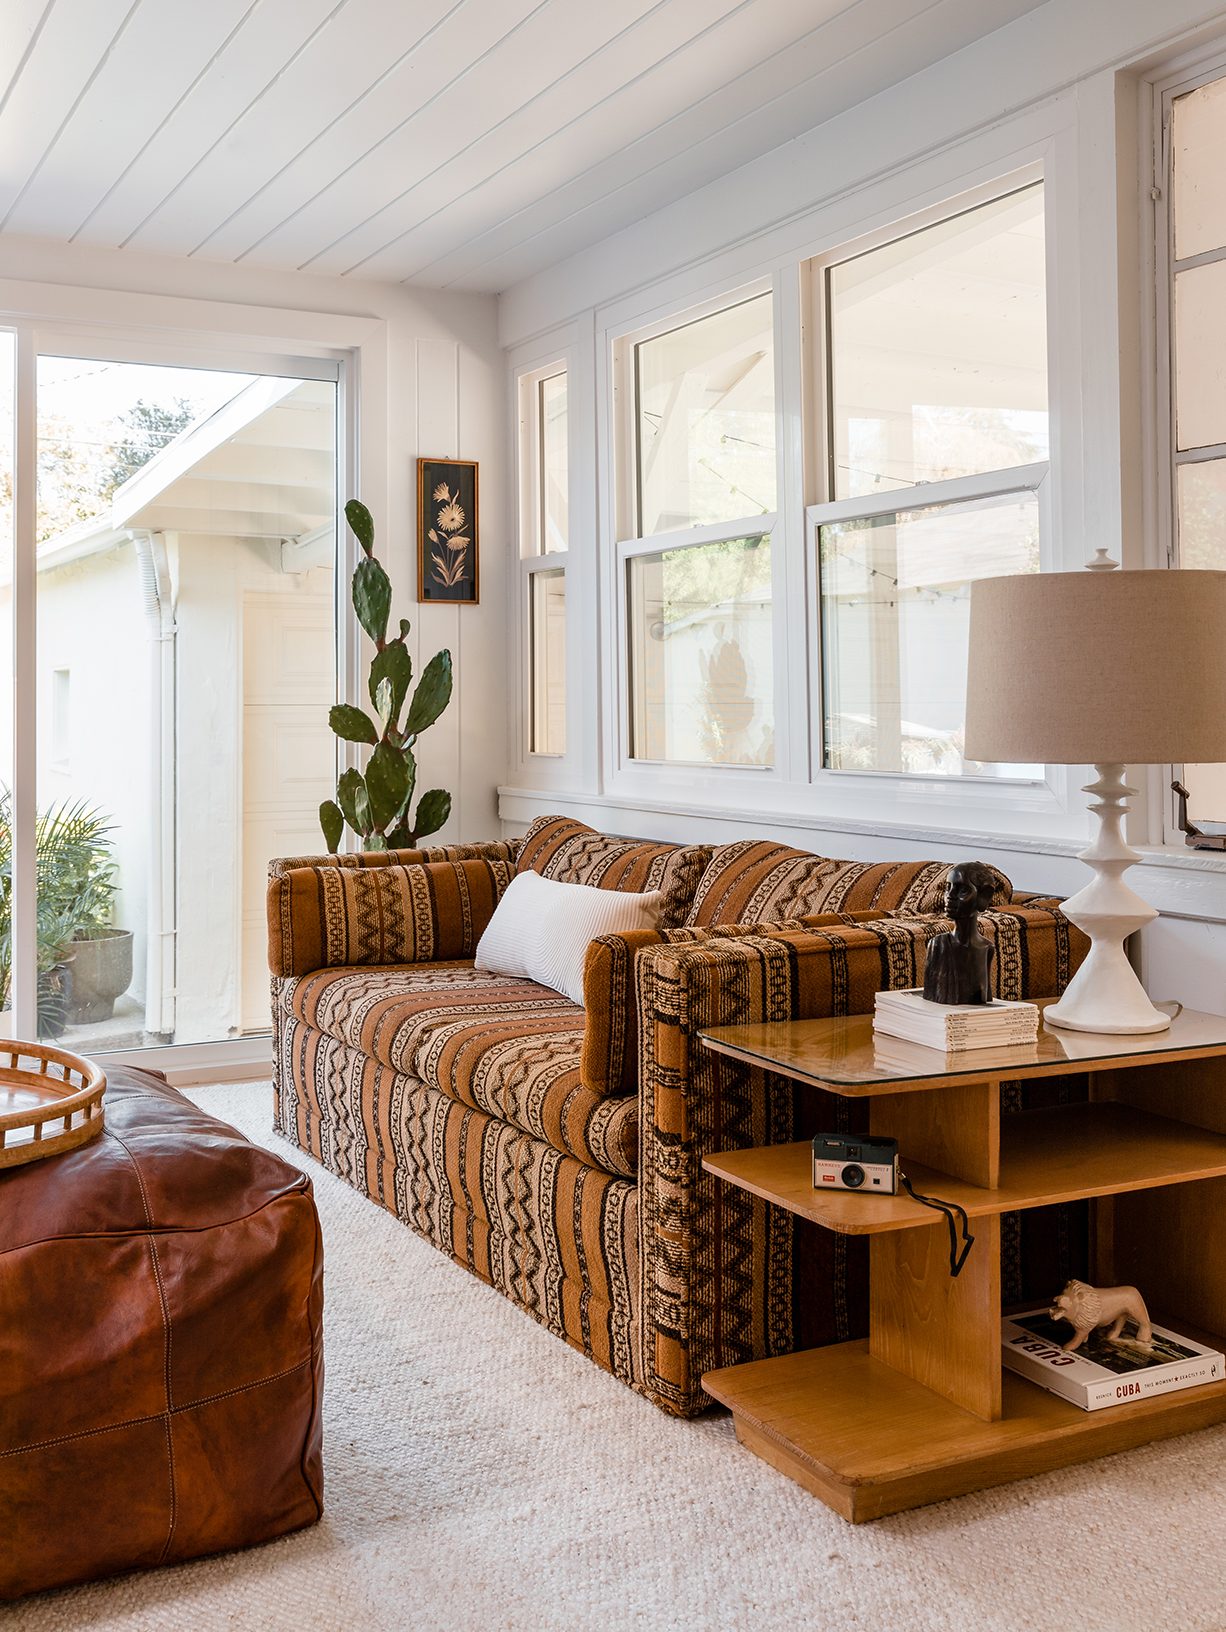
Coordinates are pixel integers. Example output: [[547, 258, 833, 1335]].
[[133, 531, 176, 1040]]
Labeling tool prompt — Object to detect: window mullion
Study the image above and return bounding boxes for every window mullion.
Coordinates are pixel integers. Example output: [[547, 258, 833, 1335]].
[[1175, 441, 1226, 465], [618, 513, 777, 559], [807, 463, 1050, 529], [12, 327, 36, 1038]]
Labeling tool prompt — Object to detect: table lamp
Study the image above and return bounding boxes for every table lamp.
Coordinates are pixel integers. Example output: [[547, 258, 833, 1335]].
[[964, 555, 1226, 1034]]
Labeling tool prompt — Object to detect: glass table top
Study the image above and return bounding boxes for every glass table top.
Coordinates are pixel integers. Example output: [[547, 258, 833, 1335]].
[[699, 1001, 1226, 1094]]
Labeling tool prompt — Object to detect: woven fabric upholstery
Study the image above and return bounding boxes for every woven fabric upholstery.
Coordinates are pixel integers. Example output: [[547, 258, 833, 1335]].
[[284, 964, 635, 1176], [268, 829, 1086, 1419], [275, 1012, 641, 1383], [636, 905, 1083, 1414], [268, 838, 518, 880], [288, 962, 575, 1073], [579, 911, 886, 1097], [684, 839, 1012, 928], [516, 815, 710, 930], [268, 857, 512, 978]]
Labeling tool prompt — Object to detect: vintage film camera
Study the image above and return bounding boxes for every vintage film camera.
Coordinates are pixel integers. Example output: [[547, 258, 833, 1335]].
[[812, 1132, 899, 1194]]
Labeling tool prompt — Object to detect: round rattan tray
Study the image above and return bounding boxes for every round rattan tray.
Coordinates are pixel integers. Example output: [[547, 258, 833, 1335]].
[[0, 1041, 106, 1169]]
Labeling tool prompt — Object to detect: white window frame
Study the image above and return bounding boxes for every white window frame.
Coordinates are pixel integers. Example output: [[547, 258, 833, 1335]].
[[1144, 41, 1226, 846], [508, 325, 588, 792], [473, 95, 1119, 856], [617, 515, 779, 773], [806, 463, 1049, 779], [591, 141, 1091, 839], [519, 364, 569, 560], [606, 275, 796, 802], [804, 172, 1055, 794], [0, 284, 376, 1081], [520, 360, 569, 761]]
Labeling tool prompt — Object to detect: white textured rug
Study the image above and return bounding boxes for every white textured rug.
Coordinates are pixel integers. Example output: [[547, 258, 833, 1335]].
[[11, 1081, 1226, 1632]]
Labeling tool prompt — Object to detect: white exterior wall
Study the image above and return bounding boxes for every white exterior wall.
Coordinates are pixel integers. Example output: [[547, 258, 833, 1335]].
[[32, 544, 149, 1004], [24, 532, 335, 1046], [172, 535, 334, 1044], [497, 0, 1226, 1015]]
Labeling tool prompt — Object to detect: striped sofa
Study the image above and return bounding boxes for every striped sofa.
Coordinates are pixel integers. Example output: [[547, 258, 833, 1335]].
[[268, 815, 1087, 1417]]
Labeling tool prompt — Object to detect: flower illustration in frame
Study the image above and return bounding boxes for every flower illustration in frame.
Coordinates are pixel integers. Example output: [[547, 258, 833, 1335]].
[[418, 459, 479, 603]]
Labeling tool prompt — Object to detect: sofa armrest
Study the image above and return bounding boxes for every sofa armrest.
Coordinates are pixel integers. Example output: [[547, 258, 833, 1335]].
[[579, 910, 889, 1098], [633, 907, 1086, 1414], [267, 838, 517, 880], [268, 856, 513, 977]]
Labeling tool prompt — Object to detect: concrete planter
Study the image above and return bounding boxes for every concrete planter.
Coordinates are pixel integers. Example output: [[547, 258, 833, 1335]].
[[63, 929, 134, 1025]]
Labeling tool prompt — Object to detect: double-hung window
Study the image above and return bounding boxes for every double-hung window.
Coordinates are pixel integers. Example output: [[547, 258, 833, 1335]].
[[518, 365, 568, 757], [1162, 67, 1226, 828], [617, 290, 777, 770], [809, 181, 1049, 780]]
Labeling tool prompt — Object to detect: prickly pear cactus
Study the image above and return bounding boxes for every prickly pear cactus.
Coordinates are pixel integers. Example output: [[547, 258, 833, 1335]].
[[319, 500, 452, 853]]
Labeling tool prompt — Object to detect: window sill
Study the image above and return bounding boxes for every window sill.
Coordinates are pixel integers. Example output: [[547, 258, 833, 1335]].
[[497, 785, 1226, 924], [498, 782, 1082, 855]]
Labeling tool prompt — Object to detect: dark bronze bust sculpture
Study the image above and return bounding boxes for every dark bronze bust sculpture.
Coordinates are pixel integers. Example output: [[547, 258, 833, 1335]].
[[922, 862, 999, 1005]]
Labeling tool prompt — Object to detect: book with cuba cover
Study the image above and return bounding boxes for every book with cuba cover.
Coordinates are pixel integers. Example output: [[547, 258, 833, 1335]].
[[1002, 1310, 1224, 1411]]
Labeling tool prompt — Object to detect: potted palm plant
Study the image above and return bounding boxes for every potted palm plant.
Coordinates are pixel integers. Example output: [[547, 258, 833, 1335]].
[[52, 806, 131, 1027], [0, 793, 132, 1037]]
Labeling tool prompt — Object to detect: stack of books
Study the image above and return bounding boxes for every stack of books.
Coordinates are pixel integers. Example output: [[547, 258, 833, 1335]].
[[1002, 1309, 1224, 1411], [872, 987, 1039, 1052]]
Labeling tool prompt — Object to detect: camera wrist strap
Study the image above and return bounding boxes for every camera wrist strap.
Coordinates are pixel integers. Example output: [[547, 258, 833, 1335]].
[[900, 1173, 975, 1277]]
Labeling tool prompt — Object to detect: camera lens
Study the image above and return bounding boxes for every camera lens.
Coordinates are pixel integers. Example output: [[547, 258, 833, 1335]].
[[842, 1164, 866, 1188]]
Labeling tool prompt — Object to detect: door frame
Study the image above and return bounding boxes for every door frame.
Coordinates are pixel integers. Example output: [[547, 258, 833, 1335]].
[[2, 284, 379, 1080]]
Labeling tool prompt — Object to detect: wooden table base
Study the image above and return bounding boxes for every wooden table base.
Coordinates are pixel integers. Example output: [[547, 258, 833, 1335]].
[[705, 1341, 1226, 1523], [699, 1007, 1226, 1523]]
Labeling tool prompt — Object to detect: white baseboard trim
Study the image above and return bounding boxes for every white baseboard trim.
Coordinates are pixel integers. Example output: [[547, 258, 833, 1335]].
[[92, 1034, 273, 1087]]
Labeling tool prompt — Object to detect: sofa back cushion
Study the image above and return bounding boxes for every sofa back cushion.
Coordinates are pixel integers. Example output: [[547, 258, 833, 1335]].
[[269, 857, 512, 977], [517, 815, 711, 930], [684, 839, 1011, 928]]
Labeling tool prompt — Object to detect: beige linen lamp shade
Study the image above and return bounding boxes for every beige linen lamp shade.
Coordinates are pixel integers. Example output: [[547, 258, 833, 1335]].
[[964, 568, 1226, 767], [964, 564, 1226, 1036]]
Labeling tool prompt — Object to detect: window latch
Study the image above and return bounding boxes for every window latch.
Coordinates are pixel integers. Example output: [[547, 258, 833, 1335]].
[[1172, 779, 1226, 849]]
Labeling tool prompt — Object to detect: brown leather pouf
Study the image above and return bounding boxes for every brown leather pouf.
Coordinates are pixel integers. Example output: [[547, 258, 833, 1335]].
[[0, 1065, 323, 1599]]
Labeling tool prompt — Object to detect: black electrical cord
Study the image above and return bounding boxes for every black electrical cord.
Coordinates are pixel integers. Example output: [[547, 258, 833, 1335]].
[[900, 1173, 975, 1276]]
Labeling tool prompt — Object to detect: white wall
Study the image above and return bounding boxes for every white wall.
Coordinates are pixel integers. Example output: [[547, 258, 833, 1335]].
[[496, 0, 1226, 1012], [0, 234, 508, 850]]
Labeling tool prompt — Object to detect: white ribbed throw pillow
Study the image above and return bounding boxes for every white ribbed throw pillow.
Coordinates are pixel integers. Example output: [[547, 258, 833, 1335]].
[[473, 869, 666, 1006]]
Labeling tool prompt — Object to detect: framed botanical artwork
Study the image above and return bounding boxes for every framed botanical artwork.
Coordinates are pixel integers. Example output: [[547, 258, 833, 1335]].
[[418, 458, 479, 604]]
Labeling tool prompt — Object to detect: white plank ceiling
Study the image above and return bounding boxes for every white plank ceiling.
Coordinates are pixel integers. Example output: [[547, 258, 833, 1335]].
[[0, 0, 1049, 294]]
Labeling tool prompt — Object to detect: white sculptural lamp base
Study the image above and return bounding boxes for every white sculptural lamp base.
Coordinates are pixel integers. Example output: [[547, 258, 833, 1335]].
[[1043, 764, 1170, 1035]]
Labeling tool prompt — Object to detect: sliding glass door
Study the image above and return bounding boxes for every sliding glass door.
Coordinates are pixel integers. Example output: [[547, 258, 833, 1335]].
[[4, 334, 341, 1059], [0, 333, 14, 1038]]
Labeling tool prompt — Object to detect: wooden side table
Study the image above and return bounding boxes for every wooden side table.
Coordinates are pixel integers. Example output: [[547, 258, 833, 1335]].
[[699, 1001, 1226, 1522]]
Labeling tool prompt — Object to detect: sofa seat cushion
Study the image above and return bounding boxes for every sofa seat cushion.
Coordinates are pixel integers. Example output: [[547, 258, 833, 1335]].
[[286, 961, 575, 1069], [685, 839, 1012, 927], [517, 814, 711, 929], [285, 963, 637, 1178]]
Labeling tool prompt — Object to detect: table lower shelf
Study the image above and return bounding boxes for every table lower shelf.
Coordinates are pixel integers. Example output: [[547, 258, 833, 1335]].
[[702, 1102, 1226, 1234], [703, 1340, 1226, 1522]]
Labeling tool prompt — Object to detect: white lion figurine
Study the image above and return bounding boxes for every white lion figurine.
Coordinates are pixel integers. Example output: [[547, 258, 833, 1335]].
[[1049, 1279, 1154, 1352]]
